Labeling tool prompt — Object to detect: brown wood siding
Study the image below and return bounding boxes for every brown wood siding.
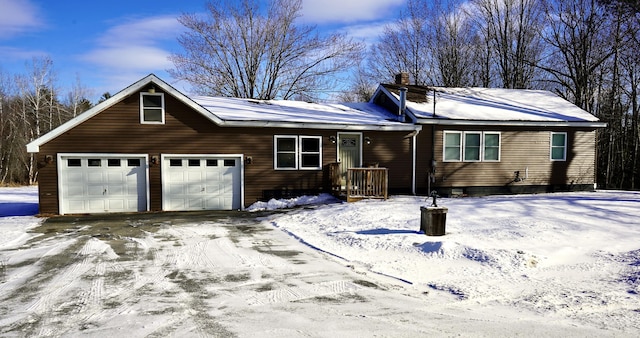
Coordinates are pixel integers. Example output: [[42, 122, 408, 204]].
[[362, 131, 414, 192], [422, 126, 596, 191], [36, 90, 417, 214]]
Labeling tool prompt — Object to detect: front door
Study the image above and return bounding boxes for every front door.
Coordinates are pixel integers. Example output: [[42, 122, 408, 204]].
[[337, 133, 362, 183]]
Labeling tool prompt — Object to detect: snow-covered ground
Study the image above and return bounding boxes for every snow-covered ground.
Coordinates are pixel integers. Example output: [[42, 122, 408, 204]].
[[1, 186, 639, 337]]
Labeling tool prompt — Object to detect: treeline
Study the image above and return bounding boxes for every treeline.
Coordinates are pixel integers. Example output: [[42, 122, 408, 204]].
[[2, 0, 639, 190], [0, 57, 92, 185], [346, 0, 640, 190]]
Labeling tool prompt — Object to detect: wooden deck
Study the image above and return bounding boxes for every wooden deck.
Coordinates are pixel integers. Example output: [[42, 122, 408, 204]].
[[328, 163, 388, 202]]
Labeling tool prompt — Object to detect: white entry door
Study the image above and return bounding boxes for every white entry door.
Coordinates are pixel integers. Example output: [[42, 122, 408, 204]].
[[162, 155, 242, 211], [58, 154, 148, 214]]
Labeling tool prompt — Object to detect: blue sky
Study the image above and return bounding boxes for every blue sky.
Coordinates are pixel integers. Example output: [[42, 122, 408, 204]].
[[0, 0, 405, 101]]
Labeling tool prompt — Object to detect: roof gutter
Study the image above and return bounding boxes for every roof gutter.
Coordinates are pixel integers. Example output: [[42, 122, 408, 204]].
[[416, 119, 607, 128], [219, 120, 422, 132]]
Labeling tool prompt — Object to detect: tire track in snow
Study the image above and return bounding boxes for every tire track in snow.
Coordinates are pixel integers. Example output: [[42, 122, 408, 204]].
[[246, 280, 361, 305]]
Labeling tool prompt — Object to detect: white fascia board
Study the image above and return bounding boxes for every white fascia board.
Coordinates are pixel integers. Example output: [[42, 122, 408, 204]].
[[221, 120, 422, 131], [26, 74, 226, 153], [416, 118, 607, 128]]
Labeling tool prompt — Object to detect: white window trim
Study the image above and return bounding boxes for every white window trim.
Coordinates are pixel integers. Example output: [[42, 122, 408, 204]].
[[443, 131, 501, 163], [483, 132, 501, 162], [274, 135, 298, 170], [443, 131, 462, 162], [140, 92, 165, 124], [299, 135, 323, 170], [274, 135, 322, 170], [463, 131, 482, 162], [550, 132, 567, 161]]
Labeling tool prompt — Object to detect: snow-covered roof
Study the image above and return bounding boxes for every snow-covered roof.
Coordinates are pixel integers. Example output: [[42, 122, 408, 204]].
[[190, 96, 407, 128], [26, 74, 418, 153], [380, 85, 606, 127]]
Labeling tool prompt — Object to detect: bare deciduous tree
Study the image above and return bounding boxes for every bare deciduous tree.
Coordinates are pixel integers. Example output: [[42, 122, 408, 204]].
[[169, 0, 363, 101], [539, 0, 612, 112], [366, 0, 433, 86], [65, 74, 93, 118], [472, 0, 544, 89], [434, 0, 479, 87]]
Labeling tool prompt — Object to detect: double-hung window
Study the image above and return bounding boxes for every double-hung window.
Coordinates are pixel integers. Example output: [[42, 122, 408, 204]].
[[550, 132, 567, 161], [444, 131, 462, 161], [274, 135, 322, 170], [444, 131, 501, 162], [464, 132, 481, 161], [140, 92, 165, 124], [483, 132, 501, 161]]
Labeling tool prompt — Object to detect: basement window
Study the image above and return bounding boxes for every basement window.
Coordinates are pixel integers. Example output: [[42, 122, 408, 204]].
[[140, 92, 165, 124]]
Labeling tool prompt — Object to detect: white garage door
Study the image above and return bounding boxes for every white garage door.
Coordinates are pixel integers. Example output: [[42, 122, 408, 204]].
[[58, 154, 148, 214], [162, 155, 242, 211]]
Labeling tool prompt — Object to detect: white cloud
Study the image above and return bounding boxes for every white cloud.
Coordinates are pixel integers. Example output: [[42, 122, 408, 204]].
[[301, 0, 405, 24], [80, 46, 173, 70], [0, 0, 44, 39], [78, 15, 184, 93], [341, 22, 391, 45], [0, 46, 47, 61], [96, 16, 183, 47]]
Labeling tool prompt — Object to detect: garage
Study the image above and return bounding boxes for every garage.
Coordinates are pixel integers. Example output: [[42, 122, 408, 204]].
[[162, 155, 243, 211], [58, 154, 148, 214]]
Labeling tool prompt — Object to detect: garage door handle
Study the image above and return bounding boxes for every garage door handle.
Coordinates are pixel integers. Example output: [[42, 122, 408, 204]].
[[103, 188, 107, 195]]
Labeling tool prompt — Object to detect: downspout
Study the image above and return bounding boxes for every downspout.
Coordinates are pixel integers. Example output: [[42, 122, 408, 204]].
[[412, 128, 421, 195]]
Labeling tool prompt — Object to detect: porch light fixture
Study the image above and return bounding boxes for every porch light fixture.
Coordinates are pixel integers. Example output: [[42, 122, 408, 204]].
[[329, 136, 336, 144], [45, 155, 53, 164], [150, 156, 158, 165], [364, 136, 372, 145], [245, 156, 253, 165]]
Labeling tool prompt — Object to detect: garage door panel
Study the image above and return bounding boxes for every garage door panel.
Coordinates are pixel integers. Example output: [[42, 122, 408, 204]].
[[88, 199, 106, 211], [107, 199, 125, 210], [87, 185, 105, 196], [87, 172, 104, 183], [106, 185, 125, 196], [107, 171, 126, 183], [66, 183, 84, 196]]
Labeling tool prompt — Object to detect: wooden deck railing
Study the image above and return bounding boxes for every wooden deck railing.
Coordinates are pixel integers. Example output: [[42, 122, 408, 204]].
[[346, 168, 388, 202]]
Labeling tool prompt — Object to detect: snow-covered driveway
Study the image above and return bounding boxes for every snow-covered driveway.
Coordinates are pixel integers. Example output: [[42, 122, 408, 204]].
[[1, 187, 638, 337]]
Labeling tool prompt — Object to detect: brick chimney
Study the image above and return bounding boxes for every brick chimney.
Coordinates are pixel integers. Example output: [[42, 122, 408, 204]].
[[395, 72, 409, 86]]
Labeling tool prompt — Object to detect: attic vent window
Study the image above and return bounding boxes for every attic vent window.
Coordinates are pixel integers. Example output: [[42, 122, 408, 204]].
[[140, 92, 165, 124]]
